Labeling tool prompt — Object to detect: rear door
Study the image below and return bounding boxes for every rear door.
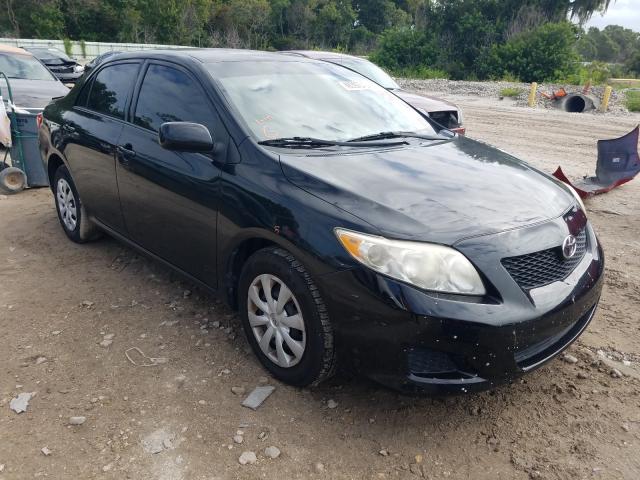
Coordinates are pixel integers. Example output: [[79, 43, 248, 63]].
[[62, 61, 140, 231], [116, 61, 226, 285]]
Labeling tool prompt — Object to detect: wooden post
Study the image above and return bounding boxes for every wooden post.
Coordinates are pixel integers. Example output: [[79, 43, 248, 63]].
[[528, 82, 538, 107], [600, 86, 613, 112]]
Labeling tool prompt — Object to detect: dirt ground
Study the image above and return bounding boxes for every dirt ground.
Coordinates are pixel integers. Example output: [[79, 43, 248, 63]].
[[1, 93, 640, 480]]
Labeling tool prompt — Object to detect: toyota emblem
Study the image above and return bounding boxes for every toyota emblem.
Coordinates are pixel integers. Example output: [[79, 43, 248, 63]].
[[562, 235, 578, 259]]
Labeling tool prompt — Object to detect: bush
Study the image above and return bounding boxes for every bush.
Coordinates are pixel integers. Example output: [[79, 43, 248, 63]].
[[626, 91, 640, 112], [562, 61, 611, 85], [484, 22, 579, 82], [388, 66, 448, 79], [63, 38, 73, 57], [370, 27, 437, 71], [626, 52, 640, 78], [500, 87, 522, 97]]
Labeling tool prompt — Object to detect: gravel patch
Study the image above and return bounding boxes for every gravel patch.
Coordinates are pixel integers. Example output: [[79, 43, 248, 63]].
[[397, 78, 633, 115]]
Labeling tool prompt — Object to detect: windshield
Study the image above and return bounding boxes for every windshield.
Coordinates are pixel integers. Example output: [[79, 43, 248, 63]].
[[329, 57, 400, 90], [208, 60, 433, 142], [0, 53, 56, 81], [29, 48, 72, 63]]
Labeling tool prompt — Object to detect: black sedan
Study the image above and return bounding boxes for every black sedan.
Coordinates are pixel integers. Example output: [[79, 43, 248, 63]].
[[24, 47, 84, 84], [39, 49, 604, 393]]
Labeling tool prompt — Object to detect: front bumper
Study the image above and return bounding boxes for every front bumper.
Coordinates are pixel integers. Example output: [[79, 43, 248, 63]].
[[317, 217, 604, 394]]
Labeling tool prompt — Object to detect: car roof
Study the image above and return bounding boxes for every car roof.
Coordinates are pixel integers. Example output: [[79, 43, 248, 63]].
[[111, 48, 319, 64], [25, 47, 60, 52], [0, 44, 31, 56], [283, 50, 361, 61]]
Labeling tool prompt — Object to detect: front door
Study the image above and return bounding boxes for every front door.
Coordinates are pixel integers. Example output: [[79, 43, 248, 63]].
[[116, 62, 226, 286]]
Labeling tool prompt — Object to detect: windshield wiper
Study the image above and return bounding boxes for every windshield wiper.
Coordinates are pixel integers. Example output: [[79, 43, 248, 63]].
[[258, 136, 407, 149], [347, 131, 456, 143]]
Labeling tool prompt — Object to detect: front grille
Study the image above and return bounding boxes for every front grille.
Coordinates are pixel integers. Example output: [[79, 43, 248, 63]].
[[50, 66, 74, 73], [429, 110, 459, 129], [408, 348, 458, 375], [502, 228, 587, 290]]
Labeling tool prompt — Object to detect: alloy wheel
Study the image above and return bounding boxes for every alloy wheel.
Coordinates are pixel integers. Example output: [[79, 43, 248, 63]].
[[247, 274, 306, 368]]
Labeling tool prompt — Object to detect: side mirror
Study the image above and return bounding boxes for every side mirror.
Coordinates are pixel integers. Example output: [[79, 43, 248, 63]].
[[159, 122, 213, 153]]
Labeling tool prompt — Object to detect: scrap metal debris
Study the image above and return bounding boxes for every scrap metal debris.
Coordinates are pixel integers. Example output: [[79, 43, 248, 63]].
[[241, 386, 275, 410], [554, 125, 640, 198], [9, 392, 35, 414]]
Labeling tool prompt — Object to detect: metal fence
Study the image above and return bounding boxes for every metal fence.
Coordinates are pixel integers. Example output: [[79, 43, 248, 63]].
[[0, 38, 188, 60]]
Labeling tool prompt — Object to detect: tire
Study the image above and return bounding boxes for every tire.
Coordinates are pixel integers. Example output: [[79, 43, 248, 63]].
[[53, 165, 102, 243], [238, 247, 336, 387], [0, 167, 27, 194]]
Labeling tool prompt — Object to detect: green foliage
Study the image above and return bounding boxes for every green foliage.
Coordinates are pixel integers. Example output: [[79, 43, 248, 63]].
[[626, 52, 640, 78], [483, 22, 579, 82], [63, 38, 73, 56], [0, 0, 627, 81], [577, 25, 640, 64], [500, 87, 523, 97], [626, 91, 640, 112], [370, 28, 436, 71], [388, 66, 449, 80], [562, 61, 611, 85], [80, 40, 87, 58]]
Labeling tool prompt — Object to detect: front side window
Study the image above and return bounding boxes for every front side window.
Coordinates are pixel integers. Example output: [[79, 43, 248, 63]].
[[0, 53, 55, 81], [86, 63, 139, 119], [208, 60, 432, 142], [331, 57, 400, 90], [134, 64, 214, 133]]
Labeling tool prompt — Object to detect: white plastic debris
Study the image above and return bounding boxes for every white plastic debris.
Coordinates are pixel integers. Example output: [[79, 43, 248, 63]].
[[69, 416, 87, 425], [0, 97, 12, 148], [10, 392, 35, 414], [241, 386, 275, 410]]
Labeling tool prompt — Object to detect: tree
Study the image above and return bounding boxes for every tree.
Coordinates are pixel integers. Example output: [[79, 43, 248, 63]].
[[312, 0, 355, 48]]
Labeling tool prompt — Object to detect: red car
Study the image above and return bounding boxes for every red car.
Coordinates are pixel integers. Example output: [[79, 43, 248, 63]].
[[282, 50, 465, 134]]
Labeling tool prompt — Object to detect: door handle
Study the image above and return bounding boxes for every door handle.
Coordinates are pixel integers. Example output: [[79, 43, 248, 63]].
[[116, 144, 136, 164]]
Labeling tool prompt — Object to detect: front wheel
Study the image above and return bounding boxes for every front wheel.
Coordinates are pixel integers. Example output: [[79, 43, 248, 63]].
[[53, 165, 102, 243], [238, 247, 336, 387]]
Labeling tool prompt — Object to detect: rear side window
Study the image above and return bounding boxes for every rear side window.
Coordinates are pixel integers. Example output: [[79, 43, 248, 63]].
[[133, 64, 214, 133], [86, 63, 139, 119]]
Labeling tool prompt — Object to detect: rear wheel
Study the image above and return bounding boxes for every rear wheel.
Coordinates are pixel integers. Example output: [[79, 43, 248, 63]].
[[238, 247, 336, 386], [53, 165, 101, 243]]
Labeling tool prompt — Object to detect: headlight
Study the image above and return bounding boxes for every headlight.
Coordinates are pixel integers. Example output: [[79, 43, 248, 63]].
[[456, 106, 463, 126], [73, 65, 84, 73], [335, 228, 486, 295]]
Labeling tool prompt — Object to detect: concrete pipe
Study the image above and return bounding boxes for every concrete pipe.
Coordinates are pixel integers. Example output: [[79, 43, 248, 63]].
[[555, 93, 600, 113]]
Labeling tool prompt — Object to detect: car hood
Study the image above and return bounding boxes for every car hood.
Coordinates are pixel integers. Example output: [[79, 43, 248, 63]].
[[393, 89, 457, 113], [3, 79, 69, 109], [279, 136, 573, 244]]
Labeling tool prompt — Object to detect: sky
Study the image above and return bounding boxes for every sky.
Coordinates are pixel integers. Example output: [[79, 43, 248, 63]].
[[584, 0, 640, 31]]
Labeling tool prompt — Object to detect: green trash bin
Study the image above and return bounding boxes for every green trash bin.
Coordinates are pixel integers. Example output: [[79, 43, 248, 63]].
[[10, 112, 48, 187], [1, 71, 48, 193]]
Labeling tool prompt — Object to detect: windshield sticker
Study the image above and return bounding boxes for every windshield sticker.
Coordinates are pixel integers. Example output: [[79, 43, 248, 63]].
[[255, 114, 273, 125], [339, 81, 371, 91], [255, 114, 279, 139]]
